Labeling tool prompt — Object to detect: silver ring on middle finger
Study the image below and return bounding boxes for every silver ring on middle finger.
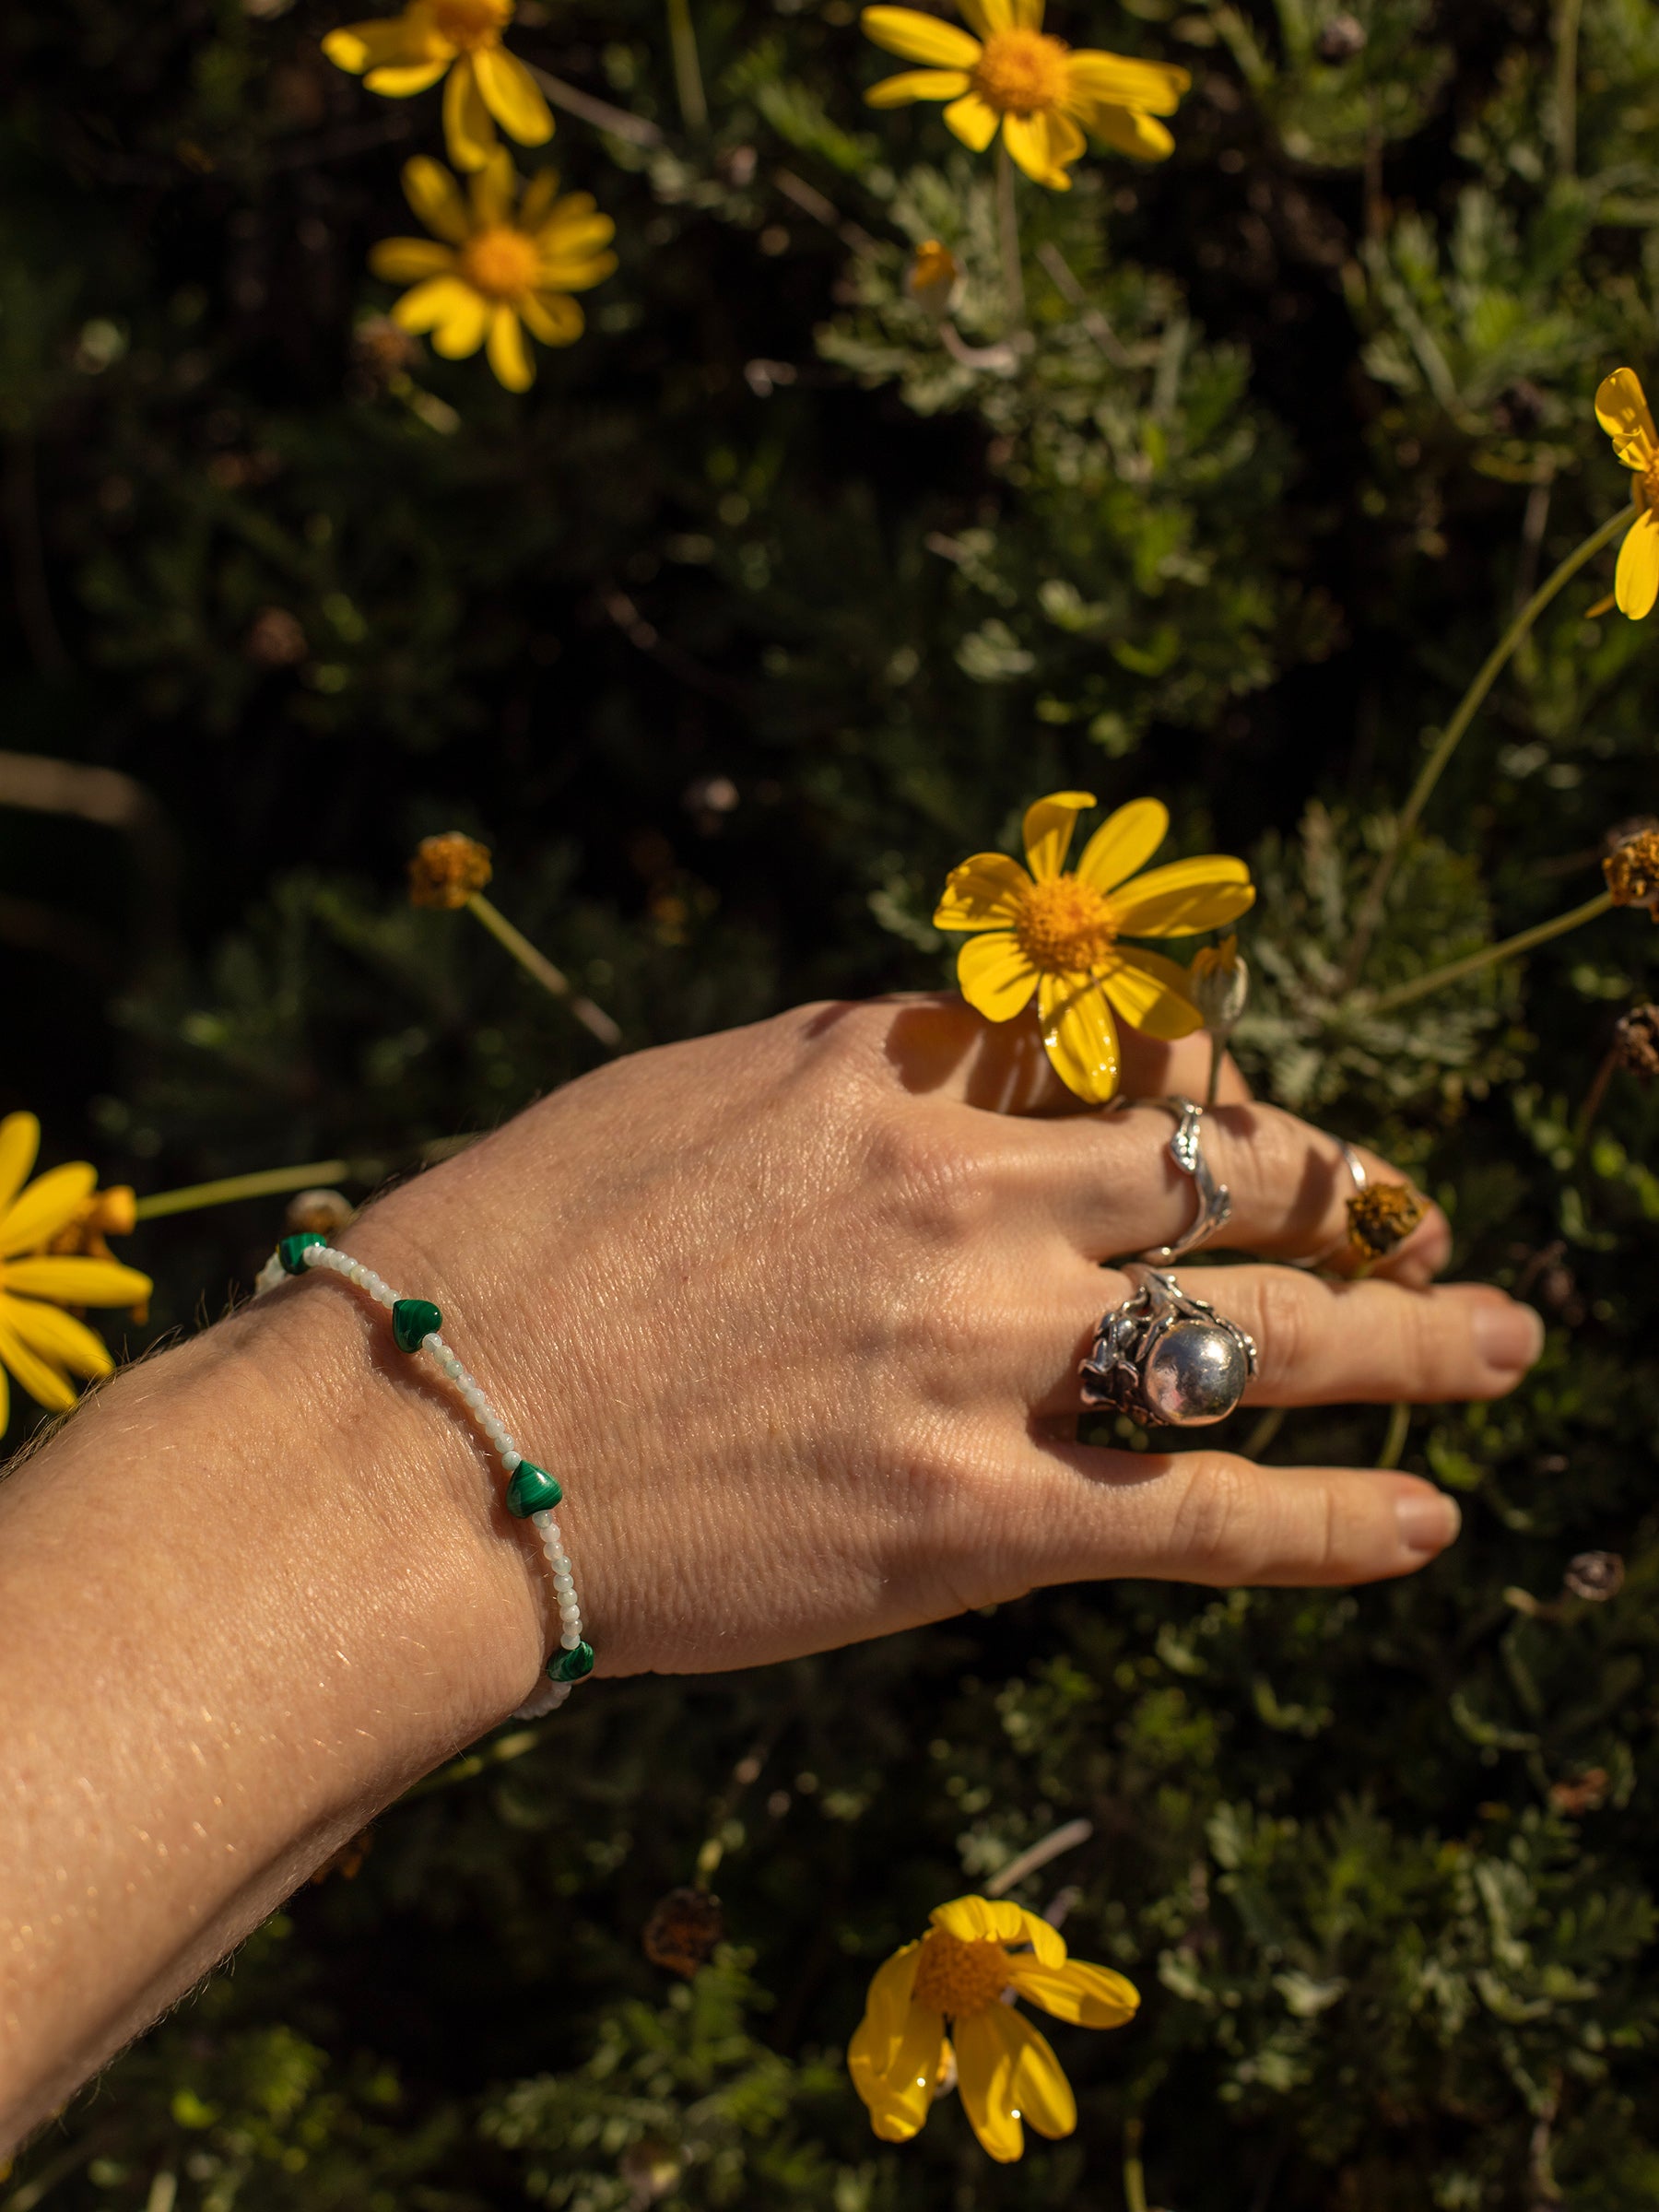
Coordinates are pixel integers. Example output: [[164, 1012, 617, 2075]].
[[1079, 1264, 1258, 1427], [1115, 1095, 1232, 1264]]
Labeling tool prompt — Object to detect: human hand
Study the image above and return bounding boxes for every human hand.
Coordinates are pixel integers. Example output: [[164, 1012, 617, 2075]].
[[337, 994, 1537, 1690]]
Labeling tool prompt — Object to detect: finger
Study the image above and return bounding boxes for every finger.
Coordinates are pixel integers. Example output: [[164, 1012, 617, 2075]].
[[1008, 1099, 1449, 1281], [1008, 1436, 1462, 1588], [874, 996, 1252, 1114], [1028, 1264, 1543, 1415]]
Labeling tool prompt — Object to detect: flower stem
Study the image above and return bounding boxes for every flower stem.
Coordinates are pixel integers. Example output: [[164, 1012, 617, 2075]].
[[1341, 507, 1628, 991], [1377, 1400, 1411, 1470], [996, 143, 1026, 331], [465, 892, 621, 1048], [1205, 1031, 1224, 1107], [1124, 2116, 1148, 2212], [1556, 0, 1584, 178], [1573, 1040, 1618, 1154], [133, 1160, 354, 1222], [1356, 888, 1614, 1018], [665, 0, 707, 134]]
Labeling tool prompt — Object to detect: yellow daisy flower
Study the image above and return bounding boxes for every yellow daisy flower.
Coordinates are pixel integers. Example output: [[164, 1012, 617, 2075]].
[[323, 0, 552, 174], [0, 1113, 153, 1432], [370, 151, 617, 393], [860, 0, 1189, 190], [1594, 368, 1659, 620], [849, 1895, 1139, 2162], [934, 792, 1256, 1104]]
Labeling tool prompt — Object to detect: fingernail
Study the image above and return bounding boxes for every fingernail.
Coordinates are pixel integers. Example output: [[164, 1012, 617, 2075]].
[[1472, 1297, 1546, 1372], [1395, 1488, 1461, 1556]]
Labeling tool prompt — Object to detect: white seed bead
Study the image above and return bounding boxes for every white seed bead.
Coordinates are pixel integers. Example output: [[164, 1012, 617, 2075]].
[[531, 1509, 553, 1529], [560, 1628, 582, 1650], [502, 1448, 523, 1473]]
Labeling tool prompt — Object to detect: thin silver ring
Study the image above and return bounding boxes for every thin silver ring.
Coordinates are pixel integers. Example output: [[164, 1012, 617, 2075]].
[[1079, 1265, 1258, 1428], [1118, 1096, 1232, 1264], [1289, 1139, 1368, 1271]]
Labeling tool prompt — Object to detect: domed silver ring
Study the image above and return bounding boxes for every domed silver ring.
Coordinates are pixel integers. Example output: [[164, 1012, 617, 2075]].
[[1079, 1265, 1257, 1428]]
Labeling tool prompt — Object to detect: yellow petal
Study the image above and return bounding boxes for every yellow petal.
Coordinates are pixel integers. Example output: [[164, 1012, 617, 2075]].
[[4, 1298, 115, 1381], [1108, 854, 1256, 937], [1098, 947, 1204, 1041], [861, 6, 982, 67], [519, 168, 561, 228], [537, 207, 616, 254], [1038, 971, 1120, 1103], [1006, 1957, 1140, 2028], [1023, 791, 1097, 881], [1000, 2007, 1076, 2138], [1084, 102, 1176, 160], [1615, 509, 1659, 619], [865, 67, 972, 106], [443, 53, 497, 171], [934, 852, 1033, 931], [1064, 50, 1190, 112], [487, 303, 535, 389], [468, 145, 518, 226], [369, 237, 457, 283], [943, 91, 1000, 150], [323, 18, 434, 74], [952, 2009, 1024, 2162], [851, 2003, 944, 2141], [1075, 797, 1169, 891], [393, 276, 488, 355], [958, 931, 1039, 1021], [1003, 111, 1071, 188], [1595, 368, 1659, 471], [363, 58, 451, 95], [402, 155, 471, 242], [0, 1114, 41, 1220], [1044, 109, 1087, 169], [931, 1895, 1066, 1967], [0, 1163, 97, 1256], [0, 1318, 77, 1413], [968, 0, 1018, 30], [520, 289, 584, 345], [536, 251, 616, 292], [860, 1940, 924, 2057], [2, 1256, 154, 1307], [473, 45, 554, 144]]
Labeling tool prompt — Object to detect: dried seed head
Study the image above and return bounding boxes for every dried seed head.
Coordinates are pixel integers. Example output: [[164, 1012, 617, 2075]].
[[1548, 1768, 1608, 1817], [285, 1187, 355, 1236], [409, 830, 492, 909], [1188, 935, 1250, 1036], [1613, 1004, 1659, 1079], [1346, 1182, 1429, 1260], [1315, 13, 1366, 61], [1603, 827, 1659, 914], [246, 606, 307, 667], [642, 1887, 724, 1977], [1564, 1550, 1624, 1602]]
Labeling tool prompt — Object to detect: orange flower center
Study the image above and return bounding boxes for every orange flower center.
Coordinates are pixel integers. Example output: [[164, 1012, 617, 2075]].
[[912, 1930, 1010, 2018], [457, 224, 539, 300], [971, 27, 1070, 117], [1015, 873, 1118, 972], [429, 0, 511, 51]]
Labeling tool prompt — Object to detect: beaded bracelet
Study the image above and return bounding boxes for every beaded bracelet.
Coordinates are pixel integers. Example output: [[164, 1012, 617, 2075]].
[[253, 1230, 592, 1720]]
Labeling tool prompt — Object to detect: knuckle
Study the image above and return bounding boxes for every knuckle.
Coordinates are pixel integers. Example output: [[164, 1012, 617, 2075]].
[[865, 1112, 991, 1241], [1165, 1452, 1256, 1578], [1247, 1268, 1312, 1386]]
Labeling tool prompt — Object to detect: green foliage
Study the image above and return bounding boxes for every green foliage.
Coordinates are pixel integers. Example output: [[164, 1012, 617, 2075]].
[[9, 0, 1659, 2206]]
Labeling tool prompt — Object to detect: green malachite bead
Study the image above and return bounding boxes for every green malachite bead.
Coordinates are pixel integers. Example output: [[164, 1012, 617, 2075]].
[[392, 1296, 442, 1353], [549, 1640, 594, 1683], [506, 1461, 563, 1517], [278, 1231, 328, 1274]]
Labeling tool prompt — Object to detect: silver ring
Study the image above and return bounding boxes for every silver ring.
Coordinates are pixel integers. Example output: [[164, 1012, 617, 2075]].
[[1123, 1096, 1231, 1264], [1079, 1265, 1257, 1428], [1289, 1139, 1368, 1270]]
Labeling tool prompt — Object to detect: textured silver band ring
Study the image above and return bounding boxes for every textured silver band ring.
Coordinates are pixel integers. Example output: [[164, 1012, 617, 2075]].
[[1124, 1095, 1232, 1264], [1079, 1265, 1258, 1428]]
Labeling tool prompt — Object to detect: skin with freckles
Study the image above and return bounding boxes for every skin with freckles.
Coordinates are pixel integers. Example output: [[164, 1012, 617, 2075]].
[[0, 995, 1541, 2147]]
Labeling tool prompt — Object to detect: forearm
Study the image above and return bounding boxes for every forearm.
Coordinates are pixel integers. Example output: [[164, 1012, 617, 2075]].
[[0, 1263, 550, 2147]]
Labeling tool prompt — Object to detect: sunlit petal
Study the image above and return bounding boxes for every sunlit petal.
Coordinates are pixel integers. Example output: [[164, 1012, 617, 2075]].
[[959, 932, 1039, 1021], [520, 289, 584, 345], [943, 91, 1000, 150], [0, 1315, 77, 1413], [2, 1256, 154, 1307], [468, 146, 518, 226], [952, 2009, 1024, 2162], [1003, 111, 1069, 187], [1064, 51, 1190, 112], [443, 54, 497, 171], [1098, 947, 1204, 1040], [1084, 102, 1176, 159], [5, 1299, 115, 1380], [1615, 510, 1659, 619], [931, 1896, 1065, 1966], [865, 66, 972, 105], [362, 58, 450, 95], [402, 155, 472, 243], [393, 276, 485, 347], [485, 303, 535, 390], [473, 46, 554, 144], [1108, 854, 1256, 937], [324, 18, 437, 74], [1075, 797, 1169, 891], [1037, 971, 1120, 1103], [1022, 791, 1096, 881], [0, 1163, 97, 1255], [1000, 2007, 1077, 2137], [0, 1114, 41, 1222], [1006, 1958, 1141, 2028], [368, 237, 457, 284], [861, 6, 982, 67], [1595, 368, 1659, 472], [535, 252, 616, 292], [935, 852, 1033, 931]]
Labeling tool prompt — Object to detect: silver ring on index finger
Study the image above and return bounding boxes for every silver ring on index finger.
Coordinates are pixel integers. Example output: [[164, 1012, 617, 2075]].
[[1112, 1096, 1232, 1264]]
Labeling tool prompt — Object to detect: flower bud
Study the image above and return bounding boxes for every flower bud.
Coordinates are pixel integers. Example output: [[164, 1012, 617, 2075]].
[[409, 830, 492, 910], [1612, 1004, 1659, 1079], [1187, 935, 1250, 1036], [908, 239, 963, 319]]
